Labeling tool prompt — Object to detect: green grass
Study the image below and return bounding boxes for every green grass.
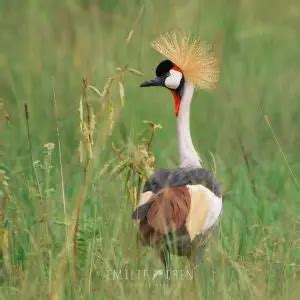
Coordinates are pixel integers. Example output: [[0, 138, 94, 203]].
[[1, 0, 300, 299]]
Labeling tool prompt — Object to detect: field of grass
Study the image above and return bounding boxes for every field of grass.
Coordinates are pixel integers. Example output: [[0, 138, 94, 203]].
[[1, 0, 300, 299]]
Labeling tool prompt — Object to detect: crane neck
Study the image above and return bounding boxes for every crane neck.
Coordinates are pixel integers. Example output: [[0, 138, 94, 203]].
[[176, 81, 201, 168]]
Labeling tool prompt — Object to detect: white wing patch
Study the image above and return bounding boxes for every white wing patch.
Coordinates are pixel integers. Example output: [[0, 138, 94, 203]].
[[187, 184, 222, 238], [165, 69, 182, 89], [137, 191, 153, 206], [185, 187, 209, 241]]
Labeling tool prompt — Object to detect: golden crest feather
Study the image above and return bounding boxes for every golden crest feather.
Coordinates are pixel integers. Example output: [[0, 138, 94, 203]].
[[151, 32, 219, 90]]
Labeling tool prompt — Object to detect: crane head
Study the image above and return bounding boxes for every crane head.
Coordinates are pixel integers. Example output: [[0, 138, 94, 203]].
[[140, 60, 184, 89], [140, 60, 185, 116]]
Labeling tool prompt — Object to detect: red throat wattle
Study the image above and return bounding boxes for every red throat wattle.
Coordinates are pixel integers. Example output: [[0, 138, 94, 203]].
[[170, 65, 182, 117], [171, 90, 180, 117]]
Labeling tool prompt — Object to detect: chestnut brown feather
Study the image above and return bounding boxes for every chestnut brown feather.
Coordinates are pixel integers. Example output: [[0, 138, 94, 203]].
[[135, 187, 191, 243]]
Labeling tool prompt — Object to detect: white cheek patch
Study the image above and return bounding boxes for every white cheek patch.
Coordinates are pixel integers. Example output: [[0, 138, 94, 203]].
[[165, 69, 182, 89]]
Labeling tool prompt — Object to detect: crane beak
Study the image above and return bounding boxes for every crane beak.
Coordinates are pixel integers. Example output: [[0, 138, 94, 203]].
[[140, 76, 164, 87]]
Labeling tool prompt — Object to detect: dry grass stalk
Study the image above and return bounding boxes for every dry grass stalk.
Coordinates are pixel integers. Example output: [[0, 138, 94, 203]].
[[238, 136, 257, 197], [51, 66, 140, 290], [111, 121, 161, 208], [88, 65, 137, 137], [0, 99, 10, 129], [258, 103, 299, 190], [264, 114, 299, 190], [0, 168, 11, 274], [73, 78, 94, 278], [125, 4, 145, 44], [24, 104, 43, 210], [52, 86, 70, 256], [79, 78, 95, 162]]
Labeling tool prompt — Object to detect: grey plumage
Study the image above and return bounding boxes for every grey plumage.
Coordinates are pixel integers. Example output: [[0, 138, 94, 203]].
[[143, 167, 221, 197]]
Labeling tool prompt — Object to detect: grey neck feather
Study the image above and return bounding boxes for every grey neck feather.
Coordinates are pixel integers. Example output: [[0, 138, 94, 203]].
[[176, 81, 201, 168]]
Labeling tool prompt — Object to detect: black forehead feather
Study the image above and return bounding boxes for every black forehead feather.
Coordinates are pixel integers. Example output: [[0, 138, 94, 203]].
[[155, 60, 174, 76]]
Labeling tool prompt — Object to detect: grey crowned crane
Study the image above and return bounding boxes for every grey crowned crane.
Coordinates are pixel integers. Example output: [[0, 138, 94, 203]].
[[132, 32, 222, 270]]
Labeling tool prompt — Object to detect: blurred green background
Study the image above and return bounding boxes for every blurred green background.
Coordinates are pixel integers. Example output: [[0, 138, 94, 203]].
[[0, 0, 300, 299]]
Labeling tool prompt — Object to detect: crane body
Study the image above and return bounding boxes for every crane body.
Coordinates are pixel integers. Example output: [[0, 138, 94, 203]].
[[132, 32, 222, 269]]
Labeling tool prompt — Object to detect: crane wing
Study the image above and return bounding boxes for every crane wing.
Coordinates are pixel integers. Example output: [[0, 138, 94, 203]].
[[133, 184, 221, 247]]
